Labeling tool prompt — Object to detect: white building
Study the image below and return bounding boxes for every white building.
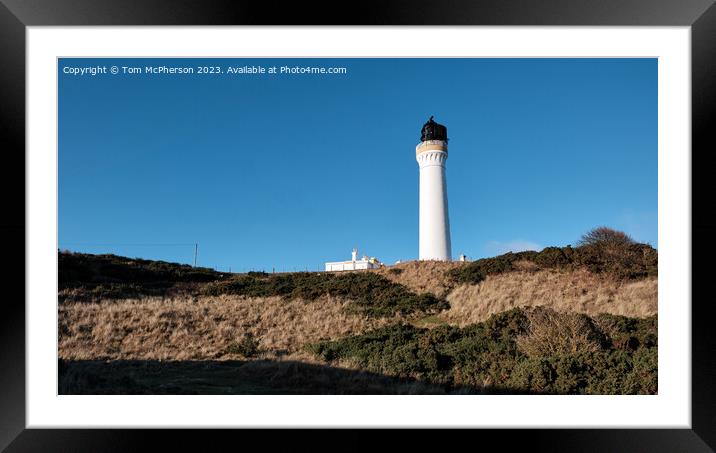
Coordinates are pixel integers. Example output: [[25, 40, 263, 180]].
[[417, 116, 452, 261], [325, 248, 381, 272]]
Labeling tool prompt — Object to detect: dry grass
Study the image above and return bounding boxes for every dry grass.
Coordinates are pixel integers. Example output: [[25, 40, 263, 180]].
[[58, 295, 388, 362], [442, 268, 657, 326], [59, 263, 657, 364], [373, 260, 465, 297]]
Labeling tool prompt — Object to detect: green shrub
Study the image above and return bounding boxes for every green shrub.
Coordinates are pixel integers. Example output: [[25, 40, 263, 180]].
[[307, 307, 657, 394], [448, 251, 538, 284], [247, 271, 269, 277], [58, 251, 229, 302], [507, 358, 555, 392], [534, 246, 572, 268], [572, 243, 657, 280], [623, 347, 658, 394], [593, 313, 658, 351], [447, 227, 657, 285], [570, 227, 656, 279], [203, 271, 448, 318], [59, 252, 224, 287]]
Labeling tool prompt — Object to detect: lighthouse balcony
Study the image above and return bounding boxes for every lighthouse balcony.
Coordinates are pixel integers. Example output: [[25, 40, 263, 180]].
[[416, 140, 448, 156]]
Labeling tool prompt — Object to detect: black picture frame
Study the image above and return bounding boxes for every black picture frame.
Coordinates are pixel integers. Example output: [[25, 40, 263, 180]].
[[2, 0, 714, 451]]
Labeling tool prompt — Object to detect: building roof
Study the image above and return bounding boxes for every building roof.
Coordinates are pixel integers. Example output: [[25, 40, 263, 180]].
[[325, 259, 373, 265]]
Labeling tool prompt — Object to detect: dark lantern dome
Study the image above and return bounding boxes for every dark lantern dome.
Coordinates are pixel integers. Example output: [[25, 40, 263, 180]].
[[420, 116, 448, 142]]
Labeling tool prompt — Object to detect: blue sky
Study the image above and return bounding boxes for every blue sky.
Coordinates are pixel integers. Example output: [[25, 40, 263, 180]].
[[58, 58, 657, 272]]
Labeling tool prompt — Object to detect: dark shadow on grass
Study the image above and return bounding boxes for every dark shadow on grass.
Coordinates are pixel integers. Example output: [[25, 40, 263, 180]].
[[58, 358, 550, 395]]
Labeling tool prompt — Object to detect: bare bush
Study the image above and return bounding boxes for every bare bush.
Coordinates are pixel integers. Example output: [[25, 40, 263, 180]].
[[578, 227, 634, 247], [516, 307, 604, 357], [512, 260, 539, 272], [574, 227, 657, 280]]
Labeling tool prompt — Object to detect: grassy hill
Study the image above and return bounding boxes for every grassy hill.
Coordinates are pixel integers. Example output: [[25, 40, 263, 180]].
[[58, 227, 658, 395], [59, 252, 230, 303]]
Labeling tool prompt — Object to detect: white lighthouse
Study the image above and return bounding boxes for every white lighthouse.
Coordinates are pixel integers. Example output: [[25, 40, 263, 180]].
[[416, 116, 452, 261]]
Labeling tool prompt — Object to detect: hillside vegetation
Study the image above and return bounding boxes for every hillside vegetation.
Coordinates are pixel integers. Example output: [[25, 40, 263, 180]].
[[448, 241, 657, 285], [59, 252, 229, 303], [308, 307, 657, 394], [373, 260, 464, 297], [443, 268, 657, 326], [59, 294, 388, 361], [58, 227, 658, 394], [202, 271, 448, 317]]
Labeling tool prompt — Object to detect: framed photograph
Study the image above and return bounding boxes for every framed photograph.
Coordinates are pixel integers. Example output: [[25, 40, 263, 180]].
[[4, 0, 715, 450]]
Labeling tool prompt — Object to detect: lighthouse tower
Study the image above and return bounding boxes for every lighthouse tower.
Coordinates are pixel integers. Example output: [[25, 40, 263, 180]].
[[416, 116, 452, 261]]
